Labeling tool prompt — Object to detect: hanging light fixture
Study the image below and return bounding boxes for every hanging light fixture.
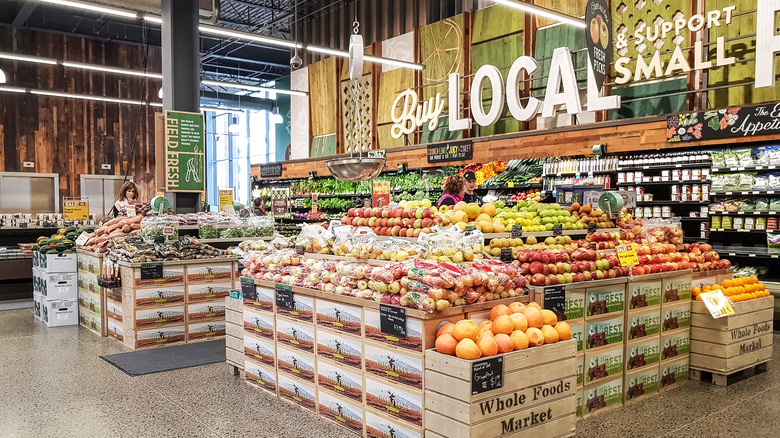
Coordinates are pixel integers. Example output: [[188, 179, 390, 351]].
[[0, 68, 6, 84], [158, 87, 163, 99], [325, 0, 385, 182], [228, 115, 240, 133], [269, 107, 283, 124]]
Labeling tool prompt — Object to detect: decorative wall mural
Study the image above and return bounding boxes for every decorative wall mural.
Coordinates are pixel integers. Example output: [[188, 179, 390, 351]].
[[341, 75, 373, 153], [381, 32, 415, 73]]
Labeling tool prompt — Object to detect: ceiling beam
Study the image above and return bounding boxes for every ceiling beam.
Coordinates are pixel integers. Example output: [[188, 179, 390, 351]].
[[12, 2, 36, 28], [222, 0, 288, 15]]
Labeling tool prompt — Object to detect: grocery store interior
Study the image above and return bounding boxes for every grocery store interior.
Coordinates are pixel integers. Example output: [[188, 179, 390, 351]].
[[1, 0, 780, 437]]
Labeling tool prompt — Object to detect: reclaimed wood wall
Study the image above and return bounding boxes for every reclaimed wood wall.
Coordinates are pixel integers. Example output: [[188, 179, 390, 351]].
[[0, 27, 161, 202]]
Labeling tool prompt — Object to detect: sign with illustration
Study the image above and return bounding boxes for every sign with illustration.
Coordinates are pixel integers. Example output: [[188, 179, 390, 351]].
[[585, 0, 612, 91], [165, 110, 205, 192], [667, 103, 780, 142]]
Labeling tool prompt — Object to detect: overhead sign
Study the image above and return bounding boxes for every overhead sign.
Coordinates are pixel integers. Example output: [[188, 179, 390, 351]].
[[63, 199, 89, 220], [585, 0, 612, 91], [260, 163, 282, 178], [668, 103, 780, 142], [427, 140, 473, 163], [165, 110, 205, 192]]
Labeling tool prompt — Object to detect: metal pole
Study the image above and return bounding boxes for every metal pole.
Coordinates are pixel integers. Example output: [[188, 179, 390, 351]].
[[162, 0, 200, 112]]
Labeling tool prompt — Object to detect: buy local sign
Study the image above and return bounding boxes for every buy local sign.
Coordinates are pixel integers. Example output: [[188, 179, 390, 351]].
[[390, 2, 780, 138]]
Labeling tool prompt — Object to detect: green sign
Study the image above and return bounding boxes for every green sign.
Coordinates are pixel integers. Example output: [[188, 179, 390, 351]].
[[165, 110, 205, 192]]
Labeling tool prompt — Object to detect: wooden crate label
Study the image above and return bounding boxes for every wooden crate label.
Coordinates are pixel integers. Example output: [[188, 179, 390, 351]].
[[317, 360, 363, 402], [691, 320, 774, 344], [585, 316, 624, 349], [277, 345, 317, 382], [318, 390, 365, 435], [276, 293, 314, 322], [570, 320, 585, 352], [576, 353, 584, 385], [365, 343, 423, 389], [627, 307, 661, 340], [628, 280, 663, 309], [690, 333, 774, 360], [277, 374, 317, 413], [662, 302, 691, 332], [661, 330, 690, 360], [585, 345, 624, 384], [730, 320, 773, 342], [188, 301, 226, 322], [584, 377, 623, 414], [586, 285, 625, 317], [316, 329, 363, 370], [660, 357, 689, 387], [564, 290, 585, 321], [316, 299, 363, 337], [244, 360, 277, 392], [365, 308, 423, 352], [189, 321, 226, 339], [690, 346, 772, 372], [244, 335, 276, 367], [691, 308, 774, 331], [276, 318, 315, 353], [625, 365, 660, 400], [627, 336, 661, 370], [243, 308, 275, 339], [365, 377, 423, 427], [365, 411, 422, 438], [663, 276, 692, 303], [244, 286, 274, 313], [188, 282, 232, 302]]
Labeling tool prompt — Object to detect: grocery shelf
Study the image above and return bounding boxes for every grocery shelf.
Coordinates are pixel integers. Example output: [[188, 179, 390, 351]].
[[635, 200, 709, 206], [616, 163, 711, 171], [677, 217, 708, 221], [197, 236, 275, 243], [711, 165, 779, 173], [291, 193, 372, 199], [543, 170, 615, 178], [616, 180, 710, 187], [709, 210, 780, 216], [711, 190, 778, 196], [684, 236, 707, 243], [709, 245, 780, 259], [390, 188, 441, 194], [710, 228, 769, 234]]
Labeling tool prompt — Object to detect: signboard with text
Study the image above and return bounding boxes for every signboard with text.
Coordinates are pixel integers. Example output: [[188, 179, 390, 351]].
[[667, 103, 780, 142], [165, 110, 205, 192], [63, 199, 89, 220], [427, 140, 473, 163]]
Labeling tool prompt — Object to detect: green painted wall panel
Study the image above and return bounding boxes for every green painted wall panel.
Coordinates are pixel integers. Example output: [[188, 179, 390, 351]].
[[608, 78, 687, 120], [471, 33, 524, 136], [472, 4, 523, 44]]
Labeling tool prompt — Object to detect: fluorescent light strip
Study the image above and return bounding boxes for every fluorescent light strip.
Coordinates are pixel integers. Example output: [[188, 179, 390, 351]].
[[0, 86, 27, 94], [202, 79, 308, 97], [306, 45, 348, 57], [0, 52, 57, 65], [200, 107, 245, 115], [364, 55, 423, 71], [38, 0, 139, 19], [143, 15, 163, 24], [199, 25, 301, 50], [61, 61, 163, 79], [492, 0, 586, 29], [0, 84, 158, 105]]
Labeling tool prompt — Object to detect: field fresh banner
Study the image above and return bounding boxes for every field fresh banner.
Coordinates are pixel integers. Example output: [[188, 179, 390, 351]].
[[165, 111, 205, 192], [667, 103, 780, 142]]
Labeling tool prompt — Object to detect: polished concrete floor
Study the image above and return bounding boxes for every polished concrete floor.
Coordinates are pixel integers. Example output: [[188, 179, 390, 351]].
[[1, 308, 778, 438]]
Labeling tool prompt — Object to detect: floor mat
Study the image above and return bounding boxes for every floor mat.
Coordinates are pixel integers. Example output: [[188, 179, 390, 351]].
[[101, 339, 226, 376]]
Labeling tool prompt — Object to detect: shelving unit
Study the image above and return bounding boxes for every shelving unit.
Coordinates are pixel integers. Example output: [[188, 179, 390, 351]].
[[711, 165, 779, 173], [710, 210, 780, 216]]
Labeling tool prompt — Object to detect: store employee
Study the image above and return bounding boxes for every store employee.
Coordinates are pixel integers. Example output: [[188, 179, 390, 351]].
[[462, 171, 481, 205], [112, 181, 138, 216]]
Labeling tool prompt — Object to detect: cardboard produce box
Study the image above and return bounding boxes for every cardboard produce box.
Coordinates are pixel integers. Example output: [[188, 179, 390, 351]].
[[187, 301, 226, 323], [107, 320, 125, 342], [627, 279, 662, 310], [186, 262, 233, 284], [124, 305, 186, 329], [38, 253, 77, 274], [662, 301, 691, 332], [32, 292, 43, 321], [626, 306, 661, 340], [277, 345, 317, 383], [121, 265, 184, 289], [626, 336, 661, 371], [316, 299, 363, 338], [244, 334, 276, 368], [78, 308, 103, 336], [585, 343, 624, 385], [586, 284, 625, 318], [660, 355, 689, 388], [316, 328, 363, 371], [122, 286, 185, 309], [364, 342, 423, 390], [105, 299, 123, 323], [276, 317, 315, 354], [41, 298, 78, 327], [187, 282, 232, 303], [585, 314, 625, 350], [661, 329, 691, 361], [243, 284, 274, 313], [583, 376, 623, 415], [244, 360, 277, 394], [624, 364, 660, 402], [124, 324, 187, 349], [39, 272, 77, 301], [277, 374, 317, 413], [316, 359, 364, 403], [366, 376, 423, 428], [188, 321, 226, 340], [364, 308, 424, 353], [318, 389, 365, 435], [663, 275, 692, 303], [366, 411, 422, 438], [243, 308, 275, 340]]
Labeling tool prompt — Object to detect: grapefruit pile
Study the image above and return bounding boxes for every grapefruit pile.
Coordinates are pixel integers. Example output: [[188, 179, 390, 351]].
[[435, 302, 572, 359]]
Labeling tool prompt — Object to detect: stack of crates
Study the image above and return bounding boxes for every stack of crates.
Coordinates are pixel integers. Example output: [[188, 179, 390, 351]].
[[33, 251, 78, 327]]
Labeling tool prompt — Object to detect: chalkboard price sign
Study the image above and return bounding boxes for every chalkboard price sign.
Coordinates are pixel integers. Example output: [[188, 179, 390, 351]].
[[260, 163, 283, 178], [510, 225, 523, 238], [472, 356, 504, 395], [240, 277, 256, 300], [275, 284, 293, 310], [500, 248, 513, 263], [427, 140, 473, 164], [552, 224, 563, 236], [588, 222, 597, 233], [380, 304, 407, 338], [543, 285, 566, 319], [140, 263, 163, 280]]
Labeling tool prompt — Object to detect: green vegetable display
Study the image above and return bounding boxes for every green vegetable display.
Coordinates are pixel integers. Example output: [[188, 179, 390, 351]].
[[482, 158, 545, 187]]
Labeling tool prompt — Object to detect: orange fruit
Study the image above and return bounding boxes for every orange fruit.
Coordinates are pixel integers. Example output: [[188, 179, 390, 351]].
[[525, 327, 545, 347], [479, 320, 494, 331], [554, 321, 572, 340], [507, 302, 526, 314], [435, 334, 458, 355], [436, 323, 455, 338], [541, 309, 558, 326], [509, 330, 529, 350], [456, 338, 482, 359], [509, 313, 528, 332], [490, 304, 511, 321], [453, 320, 479, 341], [523, 307, 544, 329], [477, 334, 499, 356], [527, 302, 542, 311], [492, 315, 514, 335], [541, 325, 559, 344], [494, 334, 514, 353], [722, 279, 733, 288]]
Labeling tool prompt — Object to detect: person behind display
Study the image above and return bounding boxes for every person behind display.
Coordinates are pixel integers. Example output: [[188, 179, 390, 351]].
[[253, 197, 268, 216], [112, 181, 139, 217], [438, 175, 465, 207], [462, 171, 481, 205]]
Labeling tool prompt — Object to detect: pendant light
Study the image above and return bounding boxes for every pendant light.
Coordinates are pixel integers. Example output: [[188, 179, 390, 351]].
[[0, 68, 6, 84]]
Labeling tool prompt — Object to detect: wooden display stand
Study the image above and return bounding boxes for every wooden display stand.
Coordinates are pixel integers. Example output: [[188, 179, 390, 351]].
[[689, 296, 773, 385], [76, 249, 107, 336], [425, 341, 577, 438], [225, 294, 244, 375], [240, 278, 533, 437]]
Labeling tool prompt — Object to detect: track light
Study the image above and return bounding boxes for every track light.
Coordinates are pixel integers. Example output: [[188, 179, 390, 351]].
[[0, 69, 6, 84], [491, 0, 586, 28], [158, 87, 163, 99], [39, 0, 140, 18], [0, 52, 56, 65], [61, 61, 163, 78]]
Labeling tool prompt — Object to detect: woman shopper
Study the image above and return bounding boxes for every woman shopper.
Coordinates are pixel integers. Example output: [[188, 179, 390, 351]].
[[438, 175, 466, 207], [112, 181, 139, 217]]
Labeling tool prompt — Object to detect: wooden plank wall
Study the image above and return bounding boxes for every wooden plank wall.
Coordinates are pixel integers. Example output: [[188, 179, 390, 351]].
[[0, 27, 161, 203]]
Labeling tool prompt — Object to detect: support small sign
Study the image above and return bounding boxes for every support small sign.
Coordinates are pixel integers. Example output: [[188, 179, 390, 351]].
[[700, 290, 735, 319], [616, 244, 639, 267], [427, 140, 473, 164], [380, 304, 407, 338], [140, 263, 163, 280], [275, 284, 293, 310], [472, 356, 504, 395]]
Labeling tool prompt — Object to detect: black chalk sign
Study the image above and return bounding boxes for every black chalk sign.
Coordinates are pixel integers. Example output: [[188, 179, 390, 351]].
[[500, 248, 513, 264], [553, 224, 563, 236], [588, 222, 597, 233], [511, 225, 523, 238], [275, 284, 293, 310], [472, 356, 504, 395], [260, 163, 282, 178], [240, 277, 256, 300], [543, 285, 566, 317], [380, 304, 407, 338], [140, 263, 163, 280]]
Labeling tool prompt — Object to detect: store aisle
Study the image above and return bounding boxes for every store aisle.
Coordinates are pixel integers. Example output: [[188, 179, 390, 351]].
[[2, 307, 778, 438]]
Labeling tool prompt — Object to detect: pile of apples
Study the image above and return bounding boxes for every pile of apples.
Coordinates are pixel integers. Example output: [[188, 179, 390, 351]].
[[631, 242, 730, 274], [586, 230, 636, 250], [435, 302, 572, 360], [514, 248, 629, 286], [677, 243, 731, 272], [342, 206, 448, 237], [509, 189, 542, 203]]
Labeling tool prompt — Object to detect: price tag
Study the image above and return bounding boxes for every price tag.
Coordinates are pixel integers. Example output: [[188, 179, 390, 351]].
[[510, 225, 523, 238], [507, 182, 514, 188], [380, 304, 407, 338], [552, 224, 563, 236], [588, 222, 597, 233], [543, 285, 566, 317], [19, 223, 28, 228], [240, 277, 256, 300], [768, 191, 775, 195], [126, 204, 136, 216], [140, 263, 163, 280], [162, 226, 175, 236], [500, 248, 513, 263], [471, 356, 504, 395], [749, 254, 756, 258], [725, 192, 733, 195], [275, 284, 293, 310], [465, 225, 476, 235], [616, 244, 639, 267], [700, 290, 735, 319], [75, 232, 90, 246]]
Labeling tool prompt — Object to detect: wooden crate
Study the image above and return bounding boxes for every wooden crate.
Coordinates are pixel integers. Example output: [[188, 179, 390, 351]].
[[424, 340, 576, 438], [690, 296, 773, 377]]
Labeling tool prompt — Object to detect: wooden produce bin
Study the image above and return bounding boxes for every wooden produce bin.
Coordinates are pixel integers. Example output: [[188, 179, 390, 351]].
[[689, 296, 774, 385], [239, 278, 532, 437], [225, 294, 244, 374], [76, 250, 107, 336], [425, 340, 577, 438], [691, 268, 733, 289]]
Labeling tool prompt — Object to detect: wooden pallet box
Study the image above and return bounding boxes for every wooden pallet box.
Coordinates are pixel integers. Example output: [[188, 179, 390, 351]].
[[424, 340, 576, 438], [690, 296, 774, 374]]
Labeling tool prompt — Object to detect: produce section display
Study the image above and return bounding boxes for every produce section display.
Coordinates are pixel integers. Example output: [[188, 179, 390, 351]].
[[692, 276, 770, 302], [33, 226, 89, 255]]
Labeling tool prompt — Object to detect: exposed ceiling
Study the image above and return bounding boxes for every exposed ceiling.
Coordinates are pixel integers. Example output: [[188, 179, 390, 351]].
[[0, 0, 332, 87]]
